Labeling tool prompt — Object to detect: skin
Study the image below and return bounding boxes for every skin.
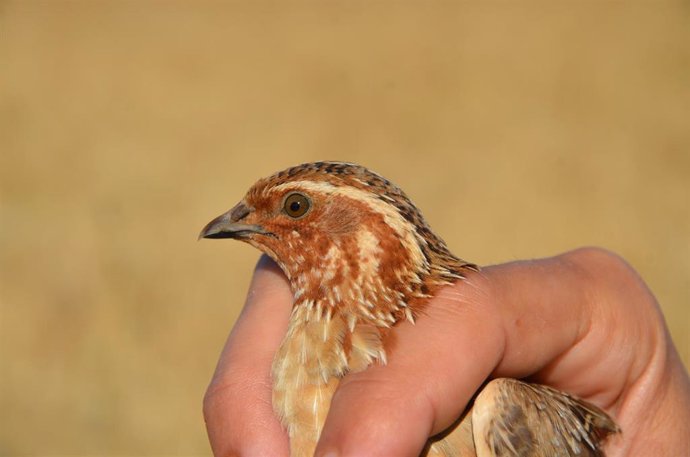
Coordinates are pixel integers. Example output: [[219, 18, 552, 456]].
[[203, 247, 690, 457]]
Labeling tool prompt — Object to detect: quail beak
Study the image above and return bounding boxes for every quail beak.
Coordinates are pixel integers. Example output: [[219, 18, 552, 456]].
[[198, 202, 268, 240]]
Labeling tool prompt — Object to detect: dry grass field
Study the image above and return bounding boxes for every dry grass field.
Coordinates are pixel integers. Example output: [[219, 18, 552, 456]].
[[1, 1, 688, 455]]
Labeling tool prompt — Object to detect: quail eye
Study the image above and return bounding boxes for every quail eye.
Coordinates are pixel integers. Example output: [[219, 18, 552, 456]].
[[283, 193, 311, 218]]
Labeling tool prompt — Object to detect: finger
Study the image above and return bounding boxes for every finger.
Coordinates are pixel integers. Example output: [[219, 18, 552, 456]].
[[204, 255, 292, 457], [315, 270, 505, 457], [490, 247, 655, 406], [485, 251, 592, 379]]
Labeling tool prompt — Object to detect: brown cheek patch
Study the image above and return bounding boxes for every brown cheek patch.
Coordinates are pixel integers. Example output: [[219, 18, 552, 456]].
[[320, 196, 361, 235]]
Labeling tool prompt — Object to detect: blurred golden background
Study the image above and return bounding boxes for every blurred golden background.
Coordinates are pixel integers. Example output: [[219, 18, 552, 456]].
[[1, 1, 688, 455]]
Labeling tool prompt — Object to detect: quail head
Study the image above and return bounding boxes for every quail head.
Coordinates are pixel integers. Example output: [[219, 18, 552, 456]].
[[200, 161, 620, 457]]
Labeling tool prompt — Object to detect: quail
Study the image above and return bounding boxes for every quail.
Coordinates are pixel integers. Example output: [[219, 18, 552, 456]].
[[200, 161, 620, 457]]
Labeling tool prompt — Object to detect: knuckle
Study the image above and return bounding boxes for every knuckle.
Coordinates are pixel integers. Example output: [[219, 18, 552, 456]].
[[565, 246, 631, 273]]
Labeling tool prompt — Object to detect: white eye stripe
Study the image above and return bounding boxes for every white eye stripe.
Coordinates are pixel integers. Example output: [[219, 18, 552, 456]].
[[273, 180, 336, 196]]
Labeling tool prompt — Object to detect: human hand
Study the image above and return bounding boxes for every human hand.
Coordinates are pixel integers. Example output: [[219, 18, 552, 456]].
[[203, 247, 690, 456]]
